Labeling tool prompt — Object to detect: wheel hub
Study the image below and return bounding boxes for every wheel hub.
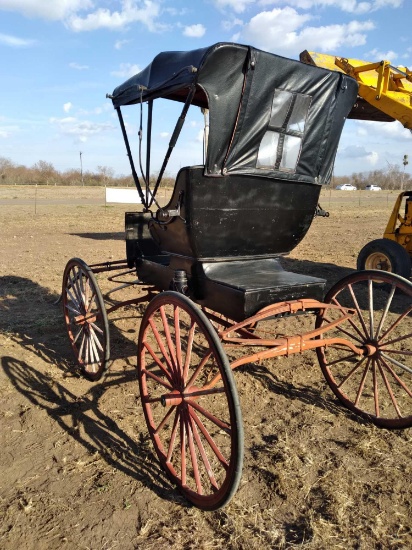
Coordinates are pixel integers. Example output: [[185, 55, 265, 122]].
[[74, 312, 97, 326], [161, 386, 201, 407], [363, 342, 378, 357], [365, 252, 392, 272]]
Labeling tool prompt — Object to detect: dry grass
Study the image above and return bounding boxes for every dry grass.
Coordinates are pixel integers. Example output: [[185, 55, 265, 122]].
[[1, 186, 412, 549]]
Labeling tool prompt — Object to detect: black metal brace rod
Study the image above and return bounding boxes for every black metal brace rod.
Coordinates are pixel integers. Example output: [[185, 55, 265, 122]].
[[116, 106, 146, 207], [149, 84, 197, 208], [146, 100, 153, 207]]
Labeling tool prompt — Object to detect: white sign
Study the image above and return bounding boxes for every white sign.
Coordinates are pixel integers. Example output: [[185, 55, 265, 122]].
[[105, 187, 142, 204]]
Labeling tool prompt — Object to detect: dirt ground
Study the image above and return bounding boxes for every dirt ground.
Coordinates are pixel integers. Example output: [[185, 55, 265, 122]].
[[1, 185, 412, 549]]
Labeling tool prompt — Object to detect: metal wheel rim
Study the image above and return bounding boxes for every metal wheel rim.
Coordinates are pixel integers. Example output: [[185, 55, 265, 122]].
[[316, 270, 412, 428], [364, 252, 393, 272], [63, 259, 109, 381], [138, 292, 243, 510]]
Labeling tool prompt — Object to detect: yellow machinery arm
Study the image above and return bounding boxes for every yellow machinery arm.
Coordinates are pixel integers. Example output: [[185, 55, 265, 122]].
[[300, 50, 412, 130]]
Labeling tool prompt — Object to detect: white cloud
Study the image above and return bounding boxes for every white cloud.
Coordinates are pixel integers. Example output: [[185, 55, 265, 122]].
[[63, 102, 73, 113], [67, 0, 167, 33], [0, 32, 35, 47], [357, 120, 412, 140], [50, 116, 115, 142], [0, 125, 19, 138], [213, 0, 256, 13], [238, 7, 375, 56], [114, 39, 131, 50], [340, 144, 378, 163], [221, 17, 243, 31], [69, 61, 89, 70], [0, 0, 93, 20], [111, 62, 140, 78], [78, 104, 112, 116], [183, 24, 206, 38], [160, 132, 169, 138], [363, 48, 398, 61], [256, 0, 402, 14]]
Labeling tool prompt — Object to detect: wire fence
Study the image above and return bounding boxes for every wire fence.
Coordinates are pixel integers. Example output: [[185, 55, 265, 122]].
[[0, 184, 406, 215], [0, 184, 172, 213]]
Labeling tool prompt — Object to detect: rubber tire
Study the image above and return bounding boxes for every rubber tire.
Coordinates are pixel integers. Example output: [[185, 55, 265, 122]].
[[357, 238, 411, 280]]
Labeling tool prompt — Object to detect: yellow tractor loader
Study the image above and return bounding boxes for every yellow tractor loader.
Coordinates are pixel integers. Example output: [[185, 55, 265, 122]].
[[301, 50, 412, 279]]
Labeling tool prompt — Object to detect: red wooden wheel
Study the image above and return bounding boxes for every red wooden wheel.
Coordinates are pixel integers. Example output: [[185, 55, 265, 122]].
[[62, 258, 110, 381], [137, 291, 244, 510], [316, 270, 412, 428]]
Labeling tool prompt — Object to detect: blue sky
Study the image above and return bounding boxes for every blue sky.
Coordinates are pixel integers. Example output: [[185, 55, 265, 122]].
[[0, 0, 411, 178]]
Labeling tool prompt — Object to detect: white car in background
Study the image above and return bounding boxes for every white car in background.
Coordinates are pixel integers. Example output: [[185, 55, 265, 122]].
[[336, 183, 357, 191], [364, 184, 382, 191]]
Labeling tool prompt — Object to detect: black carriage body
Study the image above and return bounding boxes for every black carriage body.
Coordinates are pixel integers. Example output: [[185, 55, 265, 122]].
[[112, 43, 358, 321]]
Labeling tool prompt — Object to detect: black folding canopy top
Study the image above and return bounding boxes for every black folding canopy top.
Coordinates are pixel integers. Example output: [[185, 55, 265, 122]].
[[109, 42, 358, 187]]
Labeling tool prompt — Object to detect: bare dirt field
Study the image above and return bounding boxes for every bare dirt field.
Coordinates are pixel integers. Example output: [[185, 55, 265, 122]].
[[1, 185, 412, 549]]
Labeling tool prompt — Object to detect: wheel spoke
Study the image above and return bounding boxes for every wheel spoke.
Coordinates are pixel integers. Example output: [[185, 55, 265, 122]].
[[380, 352, 412, 376], [183, 321, 196, 383], [90, 321, 103, 335], [347, 283, 370, 337], [160, 305, 178, 377], [376, 358, 403, 418], [187, 398, 231, 434], [143, 341, 174, 386], [379, 331, 412, 348], [379, 305, 412, 343], [142, 368, 174, 391], [378, 356, 412, 398], [72, 325, 83, 344], [166, 408, 180, 463], [174, 306, 183, 372], [65, 302, 82, 316], [78, 330, 86, 363], [66, 284, 82, 312], [189, 407, 229, 468], [185, 350, 213, 390], [183, 409, 203, 495], [89, 325, 104, 353], [73, 271, 85, 310], [154, 406, 176, 436], [331, 295, 368, 341], [372, 359, 379, 418], [180, 409, 187, 487], [148, 318, 176, 382], [374, 283, 396, 340], [189, 412, 219, 490], [85, 288, 97, 314], [381, 348, 412, 357], [368, 279, 374, 338], [336, 356, 368, 389], [326, 351, 364, 370], [321, 315, 365, 345], [354, 358, 372, 407]]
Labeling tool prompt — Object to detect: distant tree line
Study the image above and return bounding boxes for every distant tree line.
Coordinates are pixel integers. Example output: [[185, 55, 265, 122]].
[[0, 157, 175, 188], [333, 163, 412, 190], [0, 156, 411, 190]]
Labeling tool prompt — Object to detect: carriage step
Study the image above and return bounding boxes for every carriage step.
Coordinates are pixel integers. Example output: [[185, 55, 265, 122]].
[[196, 258, 326, 321]]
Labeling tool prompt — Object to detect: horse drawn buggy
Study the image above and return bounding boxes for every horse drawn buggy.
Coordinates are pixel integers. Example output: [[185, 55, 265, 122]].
[[61, 43, 412, 510]]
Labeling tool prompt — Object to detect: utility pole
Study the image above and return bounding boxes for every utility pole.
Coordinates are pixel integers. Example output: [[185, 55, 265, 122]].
[[80, 151, 84, 186], [403, 154, 409, 190]]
